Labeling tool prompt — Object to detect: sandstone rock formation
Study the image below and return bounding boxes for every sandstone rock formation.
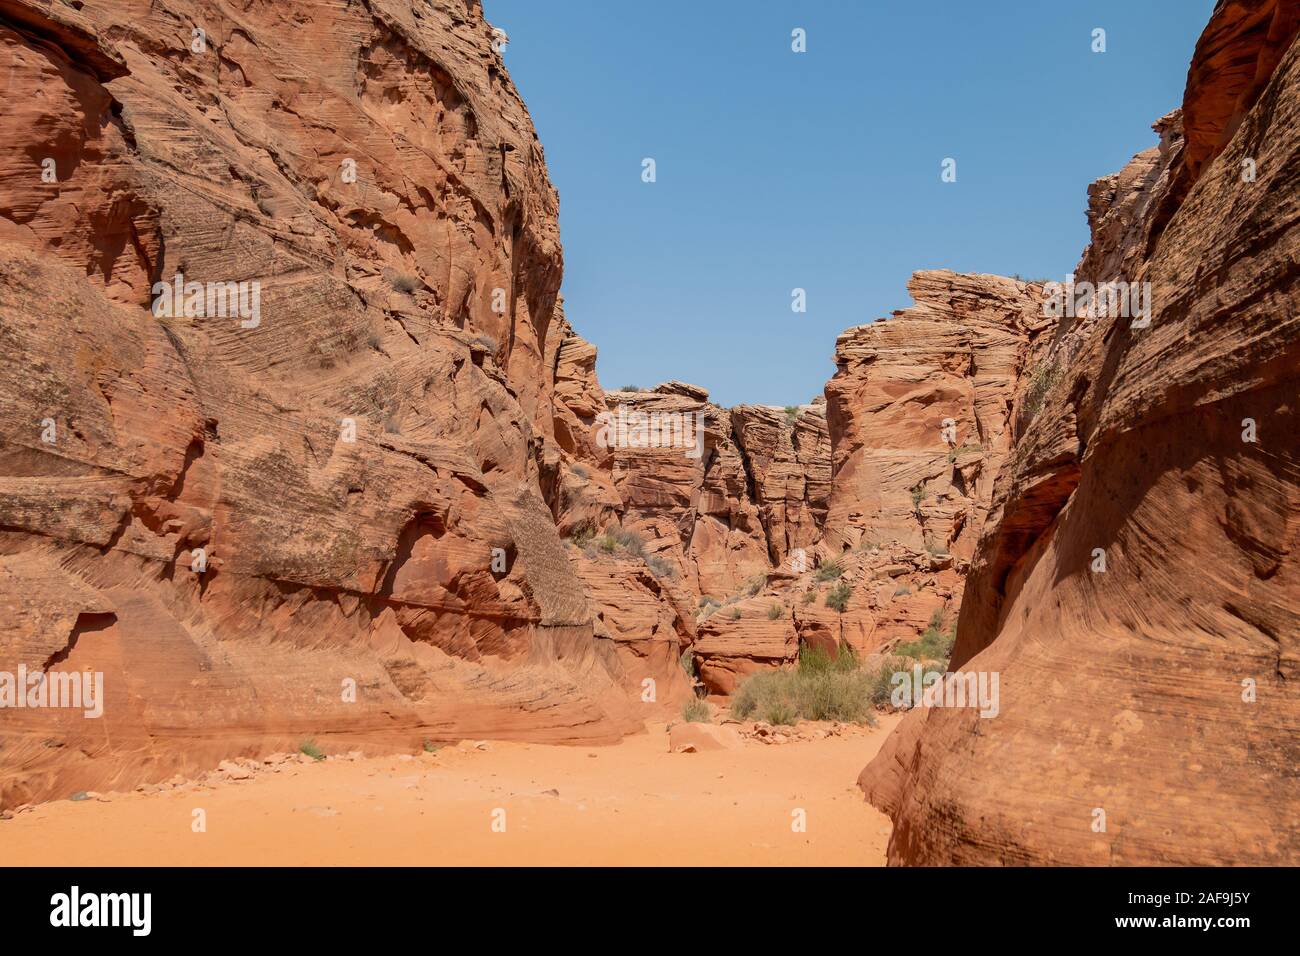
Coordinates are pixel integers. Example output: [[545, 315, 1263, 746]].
[[822, 271, 1049, 626], [0, 0, 845, 807], [8, 0, 1286, 868], [860, 0, 1300, 865], [0, 0, 652, 808]]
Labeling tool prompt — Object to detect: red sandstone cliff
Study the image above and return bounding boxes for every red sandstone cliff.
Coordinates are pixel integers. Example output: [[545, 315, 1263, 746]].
[[859, 0, 1300, 865], [0, 0, 650, 807], [0, 0, 841, 805], [4, 0, 1293, 864]]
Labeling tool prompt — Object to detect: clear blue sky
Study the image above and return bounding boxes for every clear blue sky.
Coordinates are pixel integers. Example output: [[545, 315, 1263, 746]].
[[483, 0, 1215, 407]]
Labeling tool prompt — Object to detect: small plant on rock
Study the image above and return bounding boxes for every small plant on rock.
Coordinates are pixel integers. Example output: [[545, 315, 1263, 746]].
[[825, 581, 851, 613], [299, 739, 326, 761], [813, 559, 844, 583]]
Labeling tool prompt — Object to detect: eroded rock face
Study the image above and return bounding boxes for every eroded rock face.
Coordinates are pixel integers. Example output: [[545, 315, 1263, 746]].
[[1182, 0, 1300, 183], [823, 271, 1049, 622], [0, 0, 650, 808], [860, 2, 1300, 865], [731, 403, 831, 569], [0, 1, 846, 805]]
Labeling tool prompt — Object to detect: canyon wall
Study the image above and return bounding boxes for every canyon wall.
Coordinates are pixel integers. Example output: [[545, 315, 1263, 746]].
[[688, 272, 1048, 692], [6, 0, 1289, 866], [860, 0, 1300, 865], [0, 0, 892, 805], [0, 0, 659, 808]]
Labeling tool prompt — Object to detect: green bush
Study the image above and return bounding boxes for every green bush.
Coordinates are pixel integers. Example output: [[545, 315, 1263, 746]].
[[682, 697, 711, 723], [299, 739, 325, 761], [895, 622, 956, 664], [591, 525, 646, 558], [910, 482, 925, 510], [730, 645, 880, 726], [825, 581, 851, 613], [798, 643, 858, 674], [867, 654, 945, 706], [764, 700, 797, 726], [813, 559, 844, 582], [680, 649, 696, 679], [947, 442, 982, 463], [610, 527, 645, 556]]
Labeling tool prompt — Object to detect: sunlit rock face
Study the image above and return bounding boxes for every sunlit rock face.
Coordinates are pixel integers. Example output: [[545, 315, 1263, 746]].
[[0, 0, 651, 807], [859, 0, 1300, 865]]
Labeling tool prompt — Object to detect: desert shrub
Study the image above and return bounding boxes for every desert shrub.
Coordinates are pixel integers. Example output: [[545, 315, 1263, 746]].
[[895, 623, 956, 663], [680, 649, 697, 679], [947, 442, 982, 463], [867, 654, 948, 707], [813, 559, 844, 583], [299, 739, 325, 761], [681, 697, 711, 723], [592, 526, 645, 557], [910, 482, 925, 510], [390, 273, 419, 293], [764, 699, 797, 726], [767, 602, 784, 620], [801, 590, 817, 604], [729, 607, 741, 621], [570, 521, 595, 548], [798, 643, 858, 674], [825, 581, 851, 613], [571, 463, 589, 478], [731, 646, 878, 725], [619, 384, 640, 392], [646, 554, 675, 579]]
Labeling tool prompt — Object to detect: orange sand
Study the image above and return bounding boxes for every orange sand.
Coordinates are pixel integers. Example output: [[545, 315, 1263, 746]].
[[0, 717, 899, 866]]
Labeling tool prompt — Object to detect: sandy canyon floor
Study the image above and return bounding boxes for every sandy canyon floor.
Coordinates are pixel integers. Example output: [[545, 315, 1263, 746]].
[[0, 716, 900, 866]]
